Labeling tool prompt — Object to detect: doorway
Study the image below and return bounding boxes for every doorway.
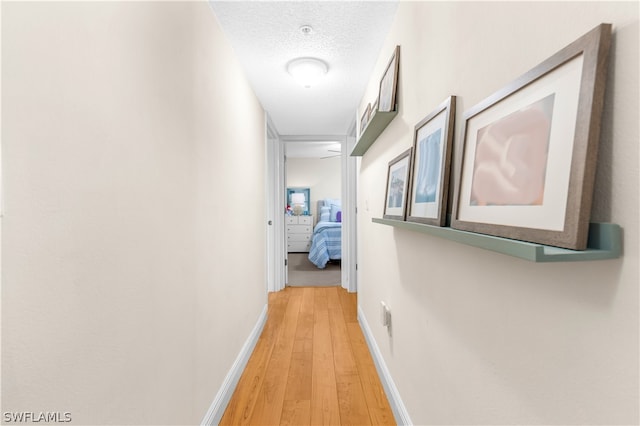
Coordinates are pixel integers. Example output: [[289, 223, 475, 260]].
[[266, 122, 358, 293], [284, 140, 342, 287]]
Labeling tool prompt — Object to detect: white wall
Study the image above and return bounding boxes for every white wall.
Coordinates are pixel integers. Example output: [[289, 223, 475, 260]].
[[357, 2, 638, 425], [1, 3, 266, 424], [287, 156, 341, 219]]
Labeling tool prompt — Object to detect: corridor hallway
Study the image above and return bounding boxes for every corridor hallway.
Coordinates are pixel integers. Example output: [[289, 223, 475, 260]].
[[220, 287, 395, 425]]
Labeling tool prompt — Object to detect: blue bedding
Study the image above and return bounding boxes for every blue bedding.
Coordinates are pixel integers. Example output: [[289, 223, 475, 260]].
[[308, 221, 342, 269]]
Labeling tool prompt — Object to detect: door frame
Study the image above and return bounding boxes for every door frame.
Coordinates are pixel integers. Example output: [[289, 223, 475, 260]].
[[342, 120, 358, 293], [267, 130, 358, 293]]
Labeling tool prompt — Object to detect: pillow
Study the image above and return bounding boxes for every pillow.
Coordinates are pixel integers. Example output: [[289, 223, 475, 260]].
[[330, 204, 340, 222], [336, 211, 342, 222], [319, 206, 331, 222], [325, 198, 341, 208]]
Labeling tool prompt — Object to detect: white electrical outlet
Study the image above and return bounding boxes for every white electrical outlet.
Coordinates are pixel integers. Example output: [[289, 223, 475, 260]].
[[380, 301, 390, 327]]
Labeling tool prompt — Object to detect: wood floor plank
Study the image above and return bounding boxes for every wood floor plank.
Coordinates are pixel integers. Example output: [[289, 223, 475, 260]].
[[269, 288, 290, 307], [285, 287, 314, 402], [248, 290, 302, 425], [219, 296, 288, 425], [294, 287, 315, 341], [338, 288, 358, 324], [327, 288, 371, 425], [336, 373, 373, 425], [310, 288, 341, 425], [327, 287, 358, 377], [221, 287, 395, 426], [292, 338, 313, 354], [280, 399, 311, 425], [284, 350, 312, 401], [347, 322, 396, 426]]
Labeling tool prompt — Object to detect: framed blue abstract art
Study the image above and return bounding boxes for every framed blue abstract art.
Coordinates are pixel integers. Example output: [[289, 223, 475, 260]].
[[407, 96, 456, 226]]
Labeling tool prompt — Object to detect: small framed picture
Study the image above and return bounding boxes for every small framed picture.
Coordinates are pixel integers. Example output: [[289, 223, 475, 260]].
[[360, 103, 371, 134], [407, 96, 456, 226], [451, 24, 612, 250], [369, 98, 379, 121], [383, 148, 412, 220], [378, 46, 400, 112], [286, 187, 310, 215]]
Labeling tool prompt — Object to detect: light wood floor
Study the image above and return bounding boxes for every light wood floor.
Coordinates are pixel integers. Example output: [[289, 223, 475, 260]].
[[220, 286, 395, 425]]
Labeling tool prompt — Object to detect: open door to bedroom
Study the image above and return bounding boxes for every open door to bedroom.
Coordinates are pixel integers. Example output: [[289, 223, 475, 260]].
[[284, 141, 342, 287], [267, 127, 357, 293]]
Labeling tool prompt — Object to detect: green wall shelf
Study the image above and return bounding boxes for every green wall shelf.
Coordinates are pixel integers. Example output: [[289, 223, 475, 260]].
[[372, 218, 622, 262], [350, 109, 398, 156]]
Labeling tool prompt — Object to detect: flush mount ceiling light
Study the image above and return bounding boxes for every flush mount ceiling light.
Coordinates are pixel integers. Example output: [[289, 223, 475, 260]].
[[287, 57, 328, 88]]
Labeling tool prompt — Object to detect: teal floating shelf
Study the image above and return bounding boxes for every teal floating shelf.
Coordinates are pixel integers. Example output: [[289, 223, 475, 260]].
[[351, 109, 398, 156], [372, 218, 622, 262]]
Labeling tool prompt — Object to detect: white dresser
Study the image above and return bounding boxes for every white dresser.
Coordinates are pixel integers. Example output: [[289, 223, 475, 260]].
[[286, 215, 313, 252]]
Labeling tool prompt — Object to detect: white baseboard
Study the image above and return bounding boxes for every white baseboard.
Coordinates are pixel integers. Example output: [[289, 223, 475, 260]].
[[358, 305, 413, 426], [201, 303, 268, 426]]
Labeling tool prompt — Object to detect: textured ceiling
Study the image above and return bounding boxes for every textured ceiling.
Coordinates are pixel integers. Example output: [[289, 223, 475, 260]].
[[210, 1, 398, 137]]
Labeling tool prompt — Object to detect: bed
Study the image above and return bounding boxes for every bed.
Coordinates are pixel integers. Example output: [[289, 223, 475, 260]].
[[308, 199, 342, 269]]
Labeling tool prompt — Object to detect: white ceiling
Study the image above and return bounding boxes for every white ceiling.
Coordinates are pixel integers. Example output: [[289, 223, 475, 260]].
[[285, 140, 342, 158], [209, 1, 398, 138]]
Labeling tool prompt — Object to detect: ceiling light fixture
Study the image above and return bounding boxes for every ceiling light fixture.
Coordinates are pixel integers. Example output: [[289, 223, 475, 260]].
[[286, 57, 328, 88], [300, 25, 313, 35]]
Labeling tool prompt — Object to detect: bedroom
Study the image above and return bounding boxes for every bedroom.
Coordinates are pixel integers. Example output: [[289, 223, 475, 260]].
[[285, 141, 343, 286]]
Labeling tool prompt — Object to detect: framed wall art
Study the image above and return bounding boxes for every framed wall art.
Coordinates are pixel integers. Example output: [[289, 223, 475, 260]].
[[407, 96, 456, 226], [378, 45, 400, 112], [360, 103, 371, 134], [369, 97, 379, 121], [451, 24, 612, 250], [383, 148, 412, 220], [286, 187, 310, 215]]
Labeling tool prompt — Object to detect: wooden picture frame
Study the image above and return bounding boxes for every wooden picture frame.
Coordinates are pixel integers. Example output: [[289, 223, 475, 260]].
[[360, 103, 371, 134], [383, 148, 412, 220], [407, 96, 456, 226], [369, 97, 379, 122], [451, 24, 612, 250], [378, 46, 400, 112]]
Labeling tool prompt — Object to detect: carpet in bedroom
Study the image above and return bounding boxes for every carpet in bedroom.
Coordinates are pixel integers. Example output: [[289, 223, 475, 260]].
[[287, 253, 341, 287]]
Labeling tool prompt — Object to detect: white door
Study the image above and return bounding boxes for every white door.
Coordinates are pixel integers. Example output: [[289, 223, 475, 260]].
[[266, 117, 286, 292]]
